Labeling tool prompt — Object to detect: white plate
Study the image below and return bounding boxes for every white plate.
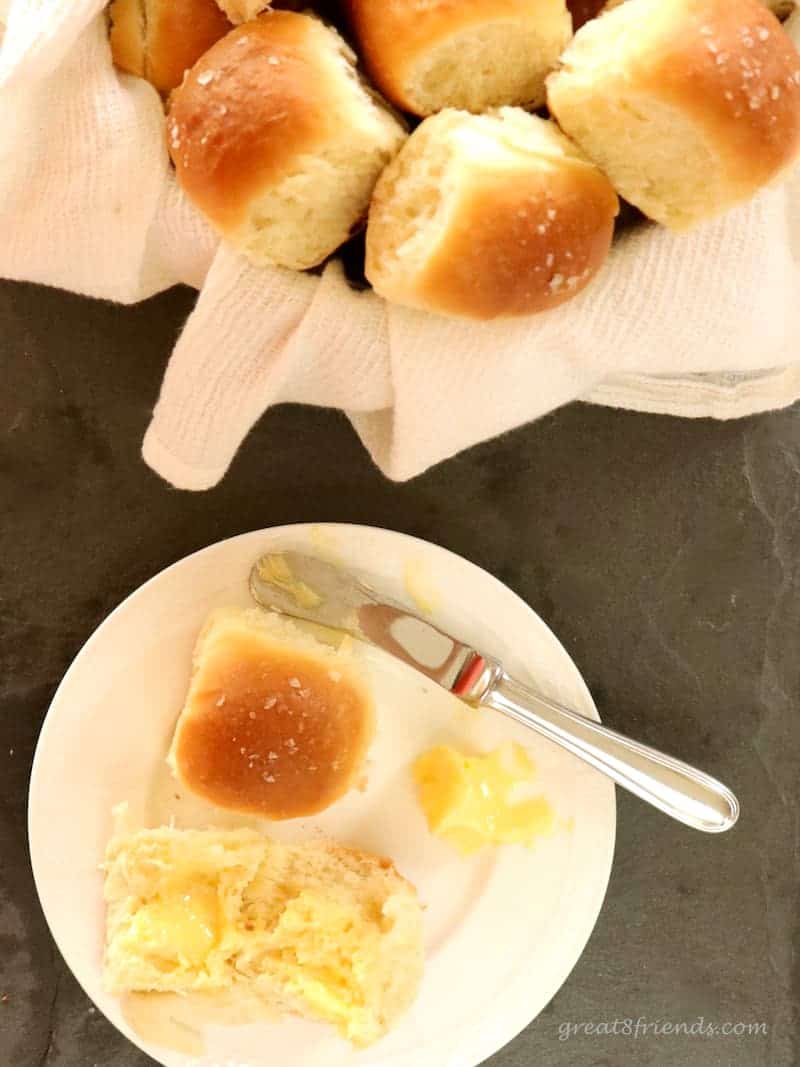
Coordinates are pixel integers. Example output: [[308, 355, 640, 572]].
[[29, 524, 615, 1067]]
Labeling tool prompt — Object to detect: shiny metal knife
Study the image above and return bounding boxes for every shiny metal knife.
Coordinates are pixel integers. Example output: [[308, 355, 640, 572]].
[[250, 551, 739, 833]]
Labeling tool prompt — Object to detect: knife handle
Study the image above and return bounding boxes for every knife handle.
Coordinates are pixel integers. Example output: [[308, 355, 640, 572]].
[[483, 672, 739, 833]]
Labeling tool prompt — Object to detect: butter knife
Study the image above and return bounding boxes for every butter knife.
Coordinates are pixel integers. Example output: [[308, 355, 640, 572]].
[[249, 551, 739, 833]]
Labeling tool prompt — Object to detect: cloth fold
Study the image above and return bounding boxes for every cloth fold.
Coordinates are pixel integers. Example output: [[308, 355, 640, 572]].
[[2, 0, 799, 488]]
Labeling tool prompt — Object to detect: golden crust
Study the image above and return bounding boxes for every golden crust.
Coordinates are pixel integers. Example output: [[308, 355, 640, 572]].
[[639, 0, 800, 193], [366, 113, 619, 320], [417, 164, 618, 318], [344, 0, 568, 113], [109, 0, 232, 95], [167, 12, 339, 233]]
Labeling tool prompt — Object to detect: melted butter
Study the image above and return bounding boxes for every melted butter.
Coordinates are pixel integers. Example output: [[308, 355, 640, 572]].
[[403, 559, 441, 616], [257, 555, 323, 609], [413, 743, 554, 855], [127, 884, 220, 968]]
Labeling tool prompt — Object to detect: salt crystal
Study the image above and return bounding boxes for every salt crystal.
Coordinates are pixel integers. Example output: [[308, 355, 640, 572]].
[[197, 70, 215, 86], [537, 223, 547, 235], [545, 252, 555, 268], [550, 273, 565, 292], [216, 694, 226, 706], [716, 52, 729, 65], [299, 688, 310, 698], [262, 773, 275, 783], [546, 208, 557, 220], [749, 96, 761, 109], [724, 90, 734, 100], [264, 696, 277, 709], [771, 85, 781, 99], [219, 105, 228, 117], [267, 56, 280, 66], [268, 751, 278, 761], [240, 747, 246, 755], [757, 27, 769, 40], [249, 711, 257, 719], [288, 677, 301, 688], [707, 42, 718, 54]]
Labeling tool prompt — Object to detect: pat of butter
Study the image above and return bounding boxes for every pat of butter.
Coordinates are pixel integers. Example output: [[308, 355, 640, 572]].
[[257, 555, 323, 609], [127, 885, 220, 968], [413, 744, 554, 855]]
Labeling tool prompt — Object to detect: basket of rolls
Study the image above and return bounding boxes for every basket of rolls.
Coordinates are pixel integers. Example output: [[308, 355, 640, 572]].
[[1, 0, 799, 487]]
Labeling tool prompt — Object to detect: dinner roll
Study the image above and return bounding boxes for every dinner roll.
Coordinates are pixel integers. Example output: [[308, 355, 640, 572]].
[[366, 109, 619, 319], [168, 607, 374, 820], [109, 0, 232, 95], [344, 0, 573, 115], [547, 0, 800, 229], [167, 11, 406, 270]]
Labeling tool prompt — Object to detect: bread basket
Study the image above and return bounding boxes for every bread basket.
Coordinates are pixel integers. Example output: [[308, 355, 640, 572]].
[[0, 0, 798, 488]]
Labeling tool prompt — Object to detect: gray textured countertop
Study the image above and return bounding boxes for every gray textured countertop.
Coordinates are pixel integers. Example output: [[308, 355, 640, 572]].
[[2, 279, 798, 1067]]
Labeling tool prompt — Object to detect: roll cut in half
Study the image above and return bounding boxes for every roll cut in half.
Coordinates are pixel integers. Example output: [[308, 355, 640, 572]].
[[167, 11, 406, 270], [547, 0, 800, 228], [109, 0, 232, 94], [366, 109, 619, 320], [344, 0, 573, 115]]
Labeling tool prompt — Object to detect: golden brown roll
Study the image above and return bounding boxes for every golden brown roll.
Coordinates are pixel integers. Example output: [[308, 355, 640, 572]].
[[109, 0, 232, 95], [365, 108, 619, 320], [168, 608, 375, 820], [167, 11, 406, 270], [344, 0, 573, 115], [547, 0, 800, 229]]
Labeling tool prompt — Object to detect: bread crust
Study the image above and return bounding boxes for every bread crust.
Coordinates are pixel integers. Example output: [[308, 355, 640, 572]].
[[547, 0, 800, 224], [638, 0, 800, 192], [167, 13, 340, 232], [344, 0, 571, 113], [109, 0, 232, 94], [366, 111, 619, 319]]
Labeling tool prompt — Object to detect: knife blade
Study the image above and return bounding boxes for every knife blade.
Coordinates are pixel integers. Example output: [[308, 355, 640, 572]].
[[249, 550, 739, 833]]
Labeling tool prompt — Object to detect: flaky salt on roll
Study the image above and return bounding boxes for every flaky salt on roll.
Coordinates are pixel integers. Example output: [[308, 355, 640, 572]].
[[366, 109, 619, 320], [109, 0, 232, 94], [168, 608, 375, 820], [167, 11, 406, 270], [344, 0, 573, 115], [547, 0, 800, 229]]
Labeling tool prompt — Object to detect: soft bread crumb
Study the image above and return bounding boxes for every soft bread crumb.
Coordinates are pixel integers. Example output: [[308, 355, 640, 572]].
[[103, 816, 423, 1047], [347, 0, 573, 115]]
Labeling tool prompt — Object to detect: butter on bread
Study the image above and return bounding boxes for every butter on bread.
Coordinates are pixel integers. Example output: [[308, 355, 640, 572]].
[[103, 814, 424, 1046], [547, 0, 800, 228], [109, 0, 232, 94], [168, 606, 375, 820]]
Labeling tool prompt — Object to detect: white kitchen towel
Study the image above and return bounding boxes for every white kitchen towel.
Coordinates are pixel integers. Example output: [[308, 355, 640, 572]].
[[1, 0, 799, 488]]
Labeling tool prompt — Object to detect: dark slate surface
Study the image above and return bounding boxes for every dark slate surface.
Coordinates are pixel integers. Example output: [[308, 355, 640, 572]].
[[1, 279, 798, 1067]]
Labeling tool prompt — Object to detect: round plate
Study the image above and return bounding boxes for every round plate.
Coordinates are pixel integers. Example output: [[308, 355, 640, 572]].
[[29, 525, 615, 1067]]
